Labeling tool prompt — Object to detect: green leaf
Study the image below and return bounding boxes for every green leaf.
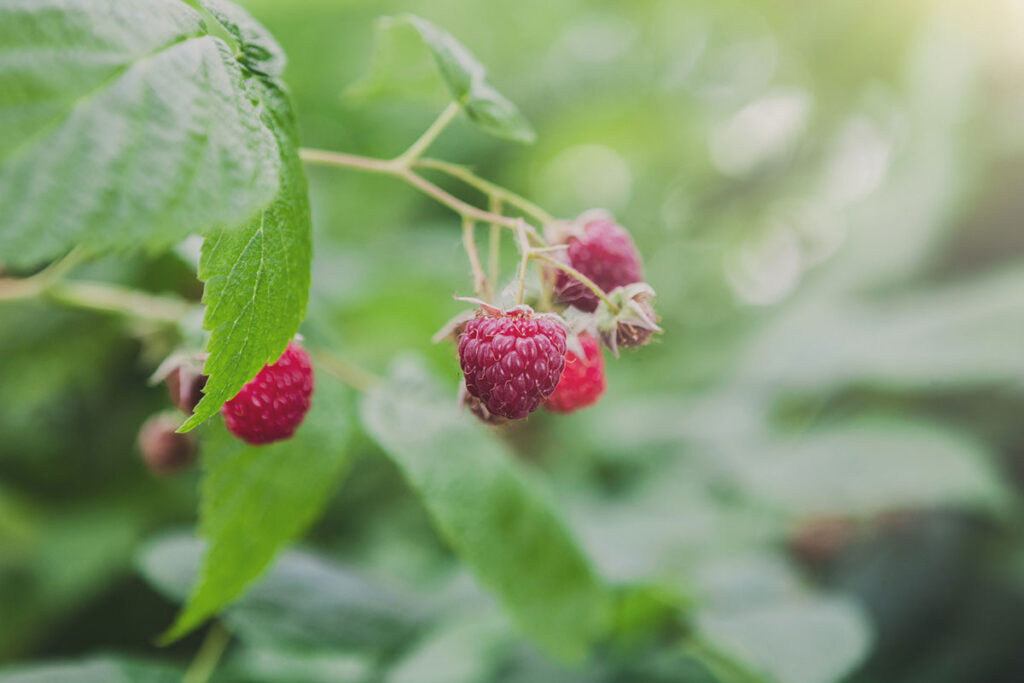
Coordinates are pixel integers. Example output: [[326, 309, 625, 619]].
[[693, 555, 870, 683], [0, 0, 282, 267], [139, 532, 429, 653], [348, 15, 536, 143], [738, 266, 1024, 391], [0, 657, 180, 683], [728, 419, 1009, 518], [360, 359, 612, 661], [180, 4, 312, 432], [164, 372, 353, 642]]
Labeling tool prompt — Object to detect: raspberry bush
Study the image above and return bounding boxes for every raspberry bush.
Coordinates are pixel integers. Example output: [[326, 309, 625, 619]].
[[2, 1, 1016, 682]]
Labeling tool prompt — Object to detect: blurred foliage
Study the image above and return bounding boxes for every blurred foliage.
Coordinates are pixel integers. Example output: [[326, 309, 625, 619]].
[[5, 0, 1024, 681]]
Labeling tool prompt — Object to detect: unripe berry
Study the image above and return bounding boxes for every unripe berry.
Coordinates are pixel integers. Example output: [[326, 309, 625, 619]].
[[544, 334, 606, 414], [138, 413, 197, 476], [165, 366, 208, 414], [222, 342, 314, 445], [458, 306, 567, 420]]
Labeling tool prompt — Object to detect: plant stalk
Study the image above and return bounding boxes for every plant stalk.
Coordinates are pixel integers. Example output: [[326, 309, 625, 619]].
[[414, 157, 555, 225], [183, 623, 231, 683], [393, 102, 462, 166], [461, 217, 489, 299]]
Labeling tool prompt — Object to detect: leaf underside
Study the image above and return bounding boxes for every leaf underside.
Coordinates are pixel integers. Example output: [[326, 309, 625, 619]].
[[0, 0, 281, 267]]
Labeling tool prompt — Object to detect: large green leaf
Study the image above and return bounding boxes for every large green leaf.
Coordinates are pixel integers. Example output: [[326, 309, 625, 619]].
[[360, 359, 612, 661], [139, 533, 429, 653], [0, 658, 180, 683], [737, 266, 1024, 392], [347, 15, 536, 143], [0, 0, 281, 267], [727, 420, 1009, 518], [180, 2, 312, 431], [694, 555, 870, 683], [164, 372, 353, 641]]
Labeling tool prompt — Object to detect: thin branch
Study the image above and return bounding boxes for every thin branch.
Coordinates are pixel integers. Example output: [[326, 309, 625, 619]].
[[515, 221, 531, 306], [45, 281, 192, 323], [462, 217, 489, 299], [0, 247, 84, 301], [488, 197, 502, 304], [414, 157, 555, 225], [183, 623, 231, 683], [311, 348, 380, 393], [299, 148, 400, 174], [299, 148, 546, 245], [393, 102, 461, 166]]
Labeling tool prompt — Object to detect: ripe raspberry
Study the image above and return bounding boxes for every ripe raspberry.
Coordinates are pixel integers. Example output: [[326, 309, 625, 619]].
[[544, 334, 606, 414], [458, 306, 567, 420], [222, 342, 314, 445], [138, 413, 197, 476], [554, 213, 644, 313]]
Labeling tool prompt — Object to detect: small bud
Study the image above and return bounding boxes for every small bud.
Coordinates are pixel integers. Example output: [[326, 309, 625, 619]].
[[151, 352, 207, 414], [165, 366, 208, 414], [138, 414, 197, 476], [595, 283, 662, 356]]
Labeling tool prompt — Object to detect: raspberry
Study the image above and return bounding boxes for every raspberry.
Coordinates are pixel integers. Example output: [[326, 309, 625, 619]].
[[138, 413, 197, 476], [554, 214, 644, 313], [458, 306, 567, 420], [222, 342, 314, 445], [544, 334, 606, 414]]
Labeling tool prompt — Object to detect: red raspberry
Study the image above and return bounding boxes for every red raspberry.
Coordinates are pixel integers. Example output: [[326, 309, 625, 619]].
[[222, 342, 314, 445], [544, 334, 606, 414], [458, 307, 567, 420], [554, 214, 644, 313]]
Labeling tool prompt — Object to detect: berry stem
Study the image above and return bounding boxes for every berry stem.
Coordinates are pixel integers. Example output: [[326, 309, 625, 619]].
[[531, 251, 620, 312], [299, 148, 546, 245], [183, 623, 231, 683], [461, 217, 489, 299], [413, 157, 555, 225], [487, 197, 502, 303], [311, 348, 380, 392], [393, 102, 461, 167], [45, 281, 192, 324], [515, 220, 531, 305], [0, 247, 83, 300]]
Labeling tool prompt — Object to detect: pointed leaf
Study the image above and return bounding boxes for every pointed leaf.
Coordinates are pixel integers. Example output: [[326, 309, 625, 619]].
[[348, 15, 536, 143], [164, 373, 353, 641], [360, 359, 612, 660], [180, 4, 311, 431]]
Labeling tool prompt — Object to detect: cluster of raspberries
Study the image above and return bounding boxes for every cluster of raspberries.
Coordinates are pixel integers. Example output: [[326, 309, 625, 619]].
[[139, 211, 657, 474], [454, 211, 657, 422]]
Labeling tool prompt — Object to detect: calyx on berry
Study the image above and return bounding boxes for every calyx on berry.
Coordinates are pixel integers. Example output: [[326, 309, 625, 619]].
[[594, 282, 662, 356]]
